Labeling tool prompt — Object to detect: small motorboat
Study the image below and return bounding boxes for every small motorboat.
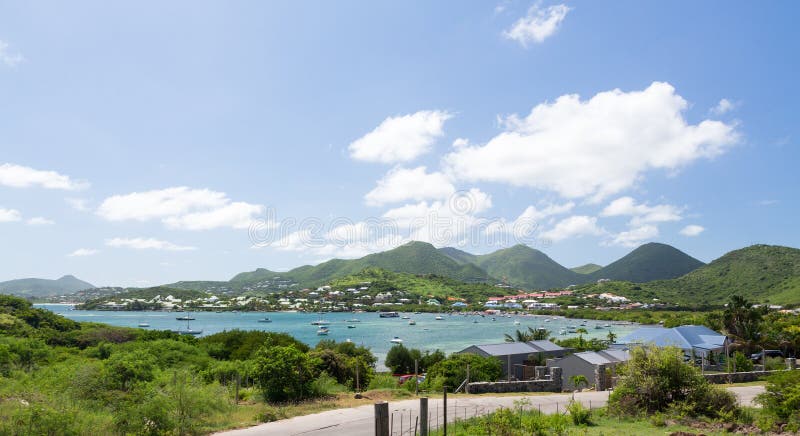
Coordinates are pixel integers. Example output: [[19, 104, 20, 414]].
[[513, 320, 521, 325], [472, 319, 479, 324], [257, 318, 272, 323], [408, 320, 416, 325], [401, 315, 410, 319], [604, 323, 612, 328], [390, 336, 403, 344], [347, 325, 356, 329], [595, 324, 603, 329], [435, 316, 444, 320], [347, 319, 361, 323], [317, 327, 330, 336], [311, 320, 330, 326], [559, 329, 567, 335], [138, 322, 150, 328]]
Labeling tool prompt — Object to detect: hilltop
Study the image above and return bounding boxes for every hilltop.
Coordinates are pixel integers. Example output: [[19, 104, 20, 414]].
[[471, 244, 583, 289], [588, 242, 705, 283], [578, 245, 800, 306], [0, 275, 95, 298]]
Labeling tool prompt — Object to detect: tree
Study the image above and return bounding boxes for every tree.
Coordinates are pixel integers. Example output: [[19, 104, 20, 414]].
[[385, 344, 415, 374], [425, 353, 502, 390], [253, 345, 317, 402], [723, 295, 763, 353], [570, 374, 589, 392], [104, 349, 157, 390], [575, 328, 589, 350], [606, 331, 617, 344]]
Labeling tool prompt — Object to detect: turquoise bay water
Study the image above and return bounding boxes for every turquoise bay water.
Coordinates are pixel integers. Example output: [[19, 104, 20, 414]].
[[38, 305, 638, 368]]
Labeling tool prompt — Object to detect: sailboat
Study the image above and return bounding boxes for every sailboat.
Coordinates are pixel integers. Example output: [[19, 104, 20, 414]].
[[172, 318, 202, 336], [176, 311, 195, 321]]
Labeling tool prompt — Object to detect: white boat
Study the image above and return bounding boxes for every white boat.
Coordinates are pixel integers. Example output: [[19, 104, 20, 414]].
[[172, 318, 202, 335], [390, 336, 403, 344], [401, 315, 410, 319], [513, 320, 521, 325], [559, 329, 567, 335], [138, 322, 150, 328], [257, 318, 272, 323], [317, 327, 329, 335], [604, 323, 612, 328], [379, 311, 399, 318], [347, 325, 356, 329], [311, 320, 330, 326], [408, 320, 416, 325], [435, 316, 444, 320], [347, 319, 361, 323]]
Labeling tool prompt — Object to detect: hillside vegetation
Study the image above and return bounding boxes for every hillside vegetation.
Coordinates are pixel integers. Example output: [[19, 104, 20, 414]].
[[0, 275, 94, 298], [571, 263, 603, 274], [472, 244, 583, 289], [589, 242, 704, 283], [578, 245, 800, 306]]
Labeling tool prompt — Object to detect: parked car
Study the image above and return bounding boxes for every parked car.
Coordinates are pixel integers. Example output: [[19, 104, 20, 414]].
[[750, 350, 783, 361]]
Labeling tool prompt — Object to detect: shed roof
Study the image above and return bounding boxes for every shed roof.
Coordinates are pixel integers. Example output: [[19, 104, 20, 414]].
[[618, 325, 725, 352], [468, 342, 538, 356]]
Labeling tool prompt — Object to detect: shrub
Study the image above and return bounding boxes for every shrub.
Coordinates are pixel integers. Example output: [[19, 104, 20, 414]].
[[756, 369, 800, 423], [310, 372, 348, 397], [727, 351, 754, 372], [565, 400, 592, 425], [608, 345, 738, 418], [366, 373, 398, 390], [425, 352, 502, 390], [765, 356, 785, 371], [253, 345, 317, 402]]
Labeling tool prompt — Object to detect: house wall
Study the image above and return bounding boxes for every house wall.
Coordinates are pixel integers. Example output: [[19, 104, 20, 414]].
[[549, 357, 595, 391]]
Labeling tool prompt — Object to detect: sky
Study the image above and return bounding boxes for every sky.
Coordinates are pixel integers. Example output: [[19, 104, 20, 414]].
[[1, 1, 798, 287]]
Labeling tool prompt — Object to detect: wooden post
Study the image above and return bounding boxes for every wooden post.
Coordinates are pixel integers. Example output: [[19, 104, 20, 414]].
[[375, 402, 389, 436], [356, 360, 360, 392], [419, 397, 428, 436], [235, 373, 240, 406], [415, 359, 419, 395], [443, 386, 448, 436]]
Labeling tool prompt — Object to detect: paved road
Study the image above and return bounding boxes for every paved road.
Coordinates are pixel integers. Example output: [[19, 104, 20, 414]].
[[216, 386, 764, 436]]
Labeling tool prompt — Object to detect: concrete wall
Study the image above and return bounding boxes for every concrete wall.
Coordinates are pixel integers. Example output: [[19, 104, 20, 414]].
[[467, 367, 562, 394]]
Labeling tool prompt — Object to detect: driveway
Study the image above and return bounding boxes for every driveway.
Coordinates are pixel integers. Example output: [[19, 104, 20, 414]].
[[216, 386, 764, 436]]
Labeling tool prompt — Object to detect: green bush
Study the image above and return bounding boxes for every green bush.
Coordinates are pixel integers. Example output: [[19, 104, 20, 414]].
[[756, 369, 800, 423], [609, 345, 738, 418], [727, 351, 754, 372], [765, 356, 785, 371], [254, 345, 318, 402], [565, 400, 592, 425], [310, 372, 348, 397], [424, 352, 502, 390], [366, 373, 398, 390]]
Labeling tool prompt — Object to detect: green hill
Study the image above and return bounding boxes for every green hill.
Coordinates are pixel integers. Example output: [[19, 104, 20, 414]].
[[472, 244, 582, 290], [439, 247, 478, 264], [571, 263, 603, 274], [575, 245, 800, 306], [77, 286, 209, 310], [589, 242, 704, 283], [0, 275, 95, 298]]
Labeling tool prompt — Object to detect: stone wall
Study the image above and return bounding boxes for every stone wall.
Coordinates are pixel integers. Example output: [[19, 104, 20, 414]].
[[467, 367, 562, 394], [703, 363, 798, 385]]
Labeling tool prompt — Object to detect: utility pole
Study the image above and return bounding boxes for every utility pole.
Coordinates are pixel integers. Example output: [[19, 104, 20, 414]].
[[443, 386, 448, 436], [414, 359, 419, 395]]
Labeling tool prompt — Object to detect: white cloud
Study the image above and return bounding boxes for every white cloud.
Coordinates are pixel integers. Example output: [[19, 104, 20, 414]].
[[540, 215, 604, 242], [0, 40, 23, 67], [444, 82, 739, 202], [365, 166, 455, 206], [601, 196, 682, 225], [608, 224, 659, 247], [97, 187, 263, 230], [679, 224, 705, 237], [68, 248, 99, 257], [503, 4, 571, 47], [0, 163, 88, 190], [106, 237, 196, 251], [348, 110, 452, 163], [452, 138, 470, 148], [0, 208, 21, 222], [163, 202, 264, 230], [26, 217, 55, 226], [711, 98, 738, 115]]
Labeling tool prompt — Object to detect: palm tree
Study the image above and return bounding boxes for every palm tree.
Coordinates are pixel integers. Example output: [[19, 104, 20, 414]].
[[606, 331, 617, 344], [570, 374, 589, 398], [504, 327, 550, 342], [576, 328, 589, 350]]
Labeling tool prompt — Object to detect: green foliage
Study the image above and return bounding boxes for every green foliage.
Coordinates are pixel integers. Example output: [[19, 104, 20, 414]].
[[609, 345, 738, 418], [565, 400, 593, 425], [504, 326, 550, 342], [587, 242, 704, 283], [253, 345, 317, 402], [727, 351, 754, 372], [366, 373, 399, 390], [0, 275, 94, 298], [310, 372, 348, 396], [571, 263, 603, 274], [757, 370, 800, 424], [554, 336, 607, 352], [104, 349, 157, 390], [200, 329, 309, 360], [423, 352, 502, 390]]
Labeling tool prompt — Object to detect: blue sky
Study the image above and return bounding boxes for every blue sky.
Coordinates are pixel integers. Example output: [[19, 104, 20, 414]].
[[0, 1, 798, 287]]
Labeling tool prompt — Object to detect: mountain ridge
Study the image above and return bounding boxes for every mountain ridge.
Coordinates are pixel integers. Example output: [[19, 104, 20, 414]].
[[0, 275, 95, 298]]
